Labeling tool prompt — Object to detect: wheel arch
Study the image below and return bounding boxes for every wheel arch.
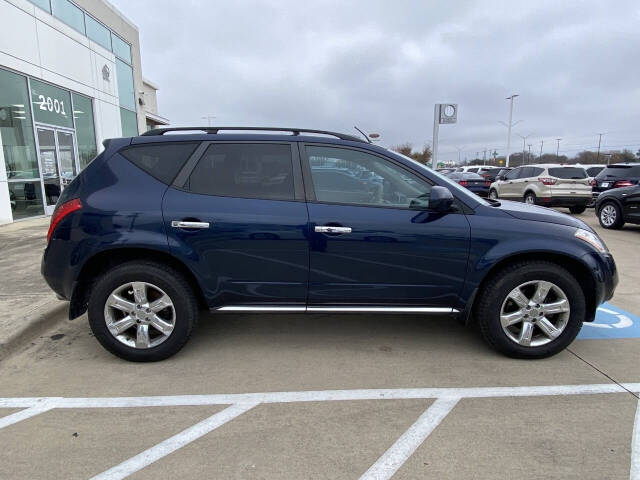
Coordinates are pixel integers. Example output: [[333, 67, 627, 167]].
[[469, 252, 597, 325], [70, 247, 207, 319]]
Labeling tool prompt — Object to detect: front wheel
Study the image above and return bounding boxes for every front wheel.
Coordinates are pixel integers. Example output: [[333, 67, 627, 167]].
[[569, 205, 586, 214], [598, 202, 624, 229], [88, 261, 198, 361], [524, 192, 536, 205], [489, 189, 498, 200], [475, 261, 585, 359]]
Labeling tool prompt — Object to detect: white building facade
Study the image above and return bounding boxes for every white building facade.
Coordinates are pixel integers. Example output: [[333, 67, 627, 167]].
[[0, 0, 168, 223]]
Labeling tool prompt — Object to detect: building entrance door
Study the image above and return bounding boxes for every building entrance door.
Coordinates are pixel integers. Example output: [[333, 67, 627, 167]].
[[36, 127, 78, 214]]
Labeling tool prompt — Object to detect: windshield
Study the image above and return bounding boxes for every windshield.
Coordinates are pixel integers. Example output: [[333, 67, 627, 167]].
[[386, 149, 489, 206]]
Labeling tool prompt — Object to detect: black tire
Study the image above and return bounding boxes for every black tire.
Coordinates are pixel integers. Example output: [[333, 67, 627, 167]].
[[524, 191, 536, 205], [569, 206, 586, 214], [489, 189, 499, 200], [88, 261, 198, 362], [475, 261, 585, 359], [598, 201, 624, 229]]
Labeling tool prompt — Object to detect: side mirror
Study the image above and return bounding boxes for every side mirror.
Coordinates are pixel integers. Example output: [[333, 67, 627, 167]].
[[428, 186, 454, 212]]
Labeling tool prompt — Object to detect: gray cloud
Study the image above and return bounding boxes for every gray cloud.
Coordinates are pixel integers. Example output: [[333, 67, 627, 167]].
[[111, 0, 640, 162]]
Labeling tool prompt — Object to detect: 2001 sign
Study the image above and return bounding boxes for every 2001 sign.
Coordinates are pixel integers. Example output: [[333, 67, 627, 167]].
[[37, 95, 67, 116]]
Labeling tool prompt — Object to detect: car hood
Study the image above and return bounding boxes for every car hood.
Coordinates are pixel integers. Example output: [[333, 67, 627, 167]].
[[495, 200, 587, 229]]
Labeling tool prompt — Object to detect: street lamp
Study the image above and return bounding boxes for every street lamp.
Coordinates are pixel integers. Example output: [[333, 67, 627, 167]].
[[504, 94, 519, 167], [517, 133, 531, 165], [556, 138, 562, 161]]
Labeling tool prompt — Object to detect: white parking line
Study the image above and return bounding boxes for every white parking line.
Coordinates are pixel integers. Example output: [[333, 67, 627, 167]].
[[632, 396, 640, 480], [359, 397, 460, 480], [90, 402, 259, 480], [0, 384, 638, 479]]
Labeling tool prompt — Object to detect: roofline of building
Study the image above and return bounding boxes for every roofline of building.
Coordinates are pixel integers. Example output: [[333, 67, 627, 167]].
[[145, 111, 170, 125], [143, 77, 160, 90], [101, 0, 139, 32]]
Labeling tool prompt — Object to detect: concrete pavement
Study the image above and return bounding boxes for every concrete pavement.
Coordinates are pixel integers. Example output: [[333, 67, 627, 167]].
[[0, 208, 638, 479]]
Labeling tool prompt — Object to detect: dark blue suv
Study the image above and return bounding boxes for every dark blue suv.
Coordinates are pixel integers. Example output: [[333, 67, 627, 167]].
[[42, 127, 617, 361]]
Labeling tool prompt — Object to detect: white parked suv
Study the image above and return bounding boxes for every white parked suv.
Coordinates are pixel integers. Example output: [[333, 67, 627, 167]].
[[488, 164, 591, 213]]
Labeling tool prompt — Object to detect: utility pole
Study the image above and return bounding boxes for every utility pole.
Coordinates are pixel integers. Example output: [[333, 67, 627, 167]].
[[539, 140, 544, 162], [517, 133, 530, 166], [556, 138, 562, 161], [483, 149, 487, 165], [504, 94, 519, 167], [456, 146, 465, 164], [493, 150, 498, 164], [476, 152, 479, 164], [201, 115, 216, 126], [596, 133, 605, 163], [527, 144, 532, 164]]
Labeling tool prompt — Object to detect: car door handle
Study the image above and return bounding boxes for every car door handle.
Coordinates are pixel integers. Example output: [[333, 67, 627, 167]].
[[171, 220, 210, 229], [315, 226, 352, 234]]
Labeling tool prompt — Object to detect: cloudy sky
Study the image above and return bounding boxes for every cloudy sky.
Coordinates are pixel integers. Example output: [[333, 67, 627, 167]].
[[111, 0, 640, 163]]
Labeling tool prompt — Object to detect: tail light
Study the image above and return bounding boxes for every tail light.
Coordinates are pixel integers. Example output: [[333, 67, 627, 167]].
[[614, 180, 633, 188], [458, 180, 468, 186], [538, 177, 557, 186], [485, 181, 491, 187], [47, 198, 82, 243]]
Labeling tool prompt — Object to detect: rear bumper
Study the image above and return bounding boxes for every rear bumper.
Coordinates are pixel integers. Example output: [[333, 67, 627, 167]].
[[538, 196, 590, 208]]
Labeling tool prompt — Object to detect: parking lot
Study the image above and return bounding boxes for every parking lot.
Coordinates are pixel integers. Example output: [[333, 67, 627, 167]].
[[0, 209, 639, 479]]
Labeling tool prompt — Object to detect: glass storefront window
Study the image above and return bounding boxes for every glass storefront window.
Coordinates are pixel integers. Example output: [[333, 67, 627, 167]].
[[27, 0, 51, 13], [115, 59, 136, 111], [0, 69, 38, 180], [85, 15, 111, 51], [51, 0, 85, 34], [30, 79, 74, 128], [120, 108, 138, 137], [72, 93, 97, 169], [111, 34, 132, 64], [8, 181, 44, 220]]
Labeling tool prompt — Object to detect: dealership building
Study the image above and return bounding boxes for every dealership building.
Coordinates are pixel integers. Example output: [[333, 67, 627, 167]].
[[0, 0, 168, 224]]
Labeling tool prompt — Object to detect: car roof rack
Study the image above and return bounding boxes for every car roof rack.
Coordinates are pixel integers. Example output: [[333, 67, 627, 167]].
[[141, 126, 366, 143]]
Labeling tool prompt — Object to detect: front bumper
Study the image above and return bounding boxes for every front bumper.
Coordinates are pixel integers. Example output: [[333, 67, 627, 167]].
[[581, 251, 618, 321]]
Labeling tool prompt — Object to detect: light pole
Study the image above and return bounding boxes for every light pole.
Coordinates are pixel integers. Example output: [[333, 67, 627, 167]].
[[504, 94, 519, 167], [527, 144, 532, 164], [517, 133, 531, 165], [556, 138, 562, 161], [539, 140, 544, 162], [456, 146, 465, 164]]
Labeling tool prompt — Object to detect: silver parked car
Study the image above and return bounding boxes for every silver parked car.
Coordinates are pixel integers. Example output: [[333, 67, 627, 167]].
[[489, 164, 591, 213]]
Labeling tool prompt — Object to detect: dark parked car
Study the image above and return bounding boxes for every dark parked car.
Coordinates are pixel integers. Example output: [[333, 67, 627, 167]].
[[595, 184, 640, 229], [476, 167, 504, 182], [592, 163, 640, 203], [42, 127, 617, 361], [446, 172, 491, 197], [494, 167, 512, 181]]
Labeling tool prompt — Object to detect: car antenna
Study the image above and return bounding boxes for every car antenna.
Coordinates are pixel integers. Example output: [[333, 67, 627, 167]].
[[354, 126, 372, 144]]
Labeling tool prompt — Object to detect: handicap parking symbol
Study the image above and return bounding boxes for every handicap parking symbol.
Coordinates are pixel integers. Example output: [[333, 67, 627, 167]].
[[577, 302, 640, 339]]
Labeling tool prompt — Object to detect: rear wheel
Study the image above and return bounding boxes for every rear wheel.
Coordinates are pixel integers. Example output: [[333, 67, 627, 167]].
[[489, 189, 498, 200], [524, 191, 536, 205], [569, 205, 586, 214], [476, 261, 585, 359], [88, 261, 198, 361], [598, 202, 624, 229]]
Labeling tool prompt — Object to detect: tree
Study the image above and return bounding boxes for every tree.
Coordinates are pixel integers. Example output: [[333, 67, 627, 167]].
[[609, 149, 637, 164], [390, 143, 432, 166]]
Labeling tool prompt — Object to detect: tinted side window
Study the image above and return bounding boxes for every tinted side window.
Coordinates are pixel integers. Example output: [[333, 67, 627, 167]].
[[597, 166, 640, 178], [306, 146, 431, 208], [586, 166, 604, 177], [467, 167, 479, 173], [548, 167, 587, 179], [187, 143, 294, 200], [531, 167, 544, 176], [519, 167, 534, 178], [121, 142, 199, 184], [505, 168, 521, 180]]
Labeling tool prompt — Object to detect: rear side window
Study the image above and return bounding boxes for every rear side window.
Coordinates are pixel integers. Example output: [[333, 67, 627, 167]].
[[121, 142, 199, 184], [597, 165, 640, 178], [187, 143, 294, 200], [548, 167, 587, 179], [586, 166, 604, 177]]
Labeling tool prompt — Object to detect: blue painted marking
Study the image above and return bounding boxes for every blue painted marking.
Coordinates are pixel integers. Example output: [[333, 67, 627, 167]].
[[577, 302, 640, 339]]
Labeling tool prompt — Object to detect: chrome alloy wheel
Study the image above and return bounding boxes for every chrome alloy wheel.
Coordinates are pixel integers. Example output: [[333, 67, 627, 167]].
[[525, 193, 535, 205], [500, 280, 570, 347], [489, 190, 498, 200], [104, 282, 175, 349], [600, 204, 617, 227]]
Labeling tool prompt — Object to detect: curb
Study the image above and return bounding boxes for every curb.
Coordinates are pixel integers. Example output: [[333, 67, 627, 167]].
[[0, 299, 69, 362]]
